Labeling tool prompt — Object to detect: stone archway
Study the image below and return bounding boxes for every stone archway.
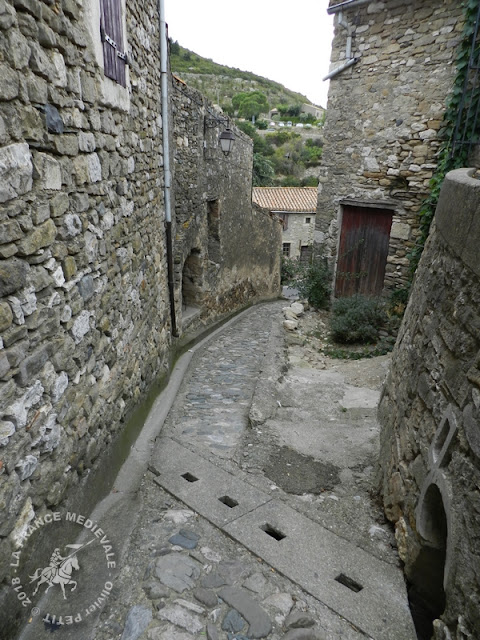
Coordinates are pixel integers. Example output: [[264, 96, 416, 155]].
[[408, 483, 448, 639]]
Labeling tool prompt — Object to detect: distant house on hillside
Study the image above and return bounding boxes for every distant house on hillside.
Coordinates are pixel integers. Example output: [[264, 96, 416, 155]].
[[302, 104, 325, 120], [252, 187, 317, 260]]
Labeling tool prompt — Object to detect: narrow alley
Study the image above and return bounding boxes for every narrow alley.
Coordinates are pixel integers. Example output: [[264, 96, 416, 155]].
[[18, 300, 416, 640]]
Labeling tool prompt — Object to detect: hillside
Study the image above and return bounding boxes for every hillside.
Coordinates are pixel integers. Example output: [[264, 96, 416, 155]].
[[170, 42, 314, 112]]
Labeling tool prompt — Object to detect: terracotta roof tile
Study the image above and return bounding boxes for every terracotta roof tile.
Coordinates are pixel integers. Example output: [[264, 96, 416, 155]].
[[252, 187, 317, 213]]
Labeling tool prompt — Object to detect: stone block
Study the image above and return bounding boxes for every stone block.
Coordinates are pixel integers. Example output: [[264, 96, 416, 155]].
[[44, 103, 64, 134], [16, 342, 51, 386], [0, 143, 33, 203], [78, 132, 96, 152], [51, 51, 67, 87], [0, 257, 29, 296], [0, 301, 13, 332], [54, 135, 79, 156], [26, 75, 48, 103], [38, 22, 56, 48], [77, 275, 94, 301], [0, 0, 16, 30], [0, 420, 15, 445], [390, 222, 410, 240], [62, 256, 77, 280], [29, 42, 53, 79], [15, 454, 38, 481], [50, 192, 69, 217], [71, 310, 91, 343], [33, 152, 62, 190], [13, 0, 41, 18], [17, 219, 57, 256], [0, 63, 19, 100], [8, 29, 30, 70], [0, 219, 23, 244]]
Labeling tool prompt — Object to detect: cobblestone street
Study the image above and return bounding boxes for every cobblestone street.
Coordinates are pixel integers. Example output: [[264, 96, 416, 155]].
[[18, 301, 416, 640]]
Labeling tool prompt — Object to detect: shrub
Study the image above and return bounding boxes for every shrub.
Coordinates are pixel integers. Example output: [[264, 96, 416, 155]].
[[292, 257, 331, 309], [281, 257, 296, 284], [330, 295, 387, 344]]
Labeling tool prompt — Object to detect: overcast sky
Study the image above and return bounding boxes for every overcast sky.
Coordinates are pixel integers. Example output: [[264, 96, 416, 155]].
[[165, 0, 335, 108]]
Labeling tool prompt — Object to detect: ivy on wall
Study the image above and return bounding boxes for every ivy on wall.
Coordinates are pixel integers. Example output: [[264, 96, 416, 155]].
[[409, 0, 480, 277]]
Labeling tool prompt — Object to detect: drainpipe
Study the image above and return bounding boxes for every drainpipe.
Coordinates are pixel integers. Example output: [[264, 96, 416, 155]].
[[323, 57, 358, 81], [323, 8, 358, 81], [159, 0, 178, 336], [327, 0, 372, 14]]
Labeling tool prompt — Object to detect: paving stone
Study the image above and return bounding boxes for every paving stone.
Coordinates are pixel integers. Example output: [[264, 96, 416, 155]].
[[206, 622, 219, 640], [193, 587, 218, 608], [202, 571, 229, 589], [147, 624, 194, 640], [154, 554, 202, 593], [143, 580, 170, 600], [120, 604, 152, 640], [168, 528, 200, 549], [262, 593, 294, 616], [284, 611, 316, 629], [173, 598, 205, 614], [222, 608, 247, 633], [218, 586, 272, 639], [280, 630, 326, 640], [156, 603, 203, 634]]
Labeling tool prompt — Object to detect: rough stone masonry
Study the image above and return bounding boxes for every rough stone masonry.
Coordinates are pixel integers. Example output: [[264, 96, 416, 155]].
[[318, 0, 464, 294], [0, 0, 280, 632], [378, 169, 480, 639]]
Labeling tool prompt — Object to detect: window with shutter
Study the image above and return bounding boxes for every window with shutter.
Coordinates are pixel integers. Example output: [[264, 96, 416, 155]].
[[100, 0, 127, 87]]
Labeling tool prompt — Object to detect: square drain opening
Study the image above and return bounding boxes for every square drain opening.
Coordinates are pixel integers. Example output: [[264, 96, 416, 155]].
[[181, 472, 199, 483], [219, 495, 238, 508], [335, 573, 363, 593], [261, 524, 286, 541]]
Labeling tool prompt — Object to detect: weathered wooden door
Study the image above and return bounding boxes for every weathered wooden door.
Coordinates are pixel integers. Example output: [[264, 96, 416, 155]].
[[335, 205, 393, 297]]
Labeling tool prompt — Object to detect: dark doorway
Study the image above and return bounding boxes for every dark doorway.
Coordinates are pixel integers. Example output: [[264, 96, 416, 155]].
[[182, 248, 203, 309], [408, 484, 448, 640], [335, 205, 393, 297]]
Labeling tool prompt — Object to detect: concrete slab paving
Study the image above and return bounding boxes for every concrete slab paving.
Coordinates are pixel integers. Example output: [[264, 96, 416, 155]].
[[150, 437, 272, 527], [223, 500, 416, 640]]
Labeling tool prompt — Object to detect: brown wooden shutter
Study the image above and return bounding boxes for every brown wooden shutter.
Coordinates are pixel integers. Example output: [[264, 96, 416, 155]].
[[100, 0, 126, 87]]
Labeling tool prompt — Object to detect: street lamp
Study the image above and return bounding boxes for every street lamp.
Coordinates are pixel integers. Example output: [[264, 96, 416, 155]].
[[218, 128, 235, 156]]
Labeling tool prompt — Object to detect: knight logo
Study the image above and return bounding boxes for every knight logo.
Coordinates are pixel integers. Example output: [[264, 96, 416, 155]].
[[10, 511, 116, 628]]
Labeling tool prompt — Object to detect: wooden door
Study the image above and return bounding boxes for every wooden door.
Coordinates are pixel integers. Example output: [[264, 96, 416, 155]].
[[335, 205, 393, 297]]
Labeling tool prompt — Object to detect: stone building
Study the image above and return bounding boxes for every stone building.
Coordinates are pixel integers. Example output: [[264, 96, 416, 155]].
[[0, 0, 280, 632], [317, 0, 464, 297], [252, 187, 316, 260], [378, 169, 480, 639]]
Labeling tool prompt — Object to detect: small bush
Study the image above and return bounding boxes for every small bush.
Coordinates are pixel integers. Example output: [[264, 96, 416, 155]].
[[330, 295, 387, 344], [293, 257, 331, 309], [281, 257, 296, 284]]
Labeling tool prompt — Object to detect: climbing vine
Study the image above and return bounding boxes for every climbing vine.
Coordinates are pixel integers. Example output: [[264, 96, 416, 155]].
[[408, 0, 480, 276]]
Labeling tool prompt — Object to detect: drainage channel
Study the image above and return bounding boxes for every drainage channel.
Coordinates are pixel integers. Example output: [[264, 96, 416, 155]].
[[150, 437, 417, 640]]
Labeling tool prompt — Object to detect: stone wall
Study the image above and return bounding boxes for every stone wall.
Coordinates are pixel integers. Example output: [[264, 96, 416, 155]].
[[282, 213, 315, 260], [378, 169, 480, 638], [0, 0, 281, 629], [0, 0, 171, 585], [318, 0, 464, 293], [171, 79, 281, 335]]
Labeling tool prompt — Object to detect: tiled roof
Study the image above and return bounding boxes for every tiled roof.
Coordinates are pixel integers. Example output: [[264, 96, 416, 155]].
[[252, 187, 317, 213]]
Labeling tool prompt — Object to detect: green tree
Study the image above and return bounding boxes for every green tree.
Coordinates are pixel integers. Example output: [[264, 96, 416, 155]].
[[232, 91, 269, 120], [253, 153, 275, 186]]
